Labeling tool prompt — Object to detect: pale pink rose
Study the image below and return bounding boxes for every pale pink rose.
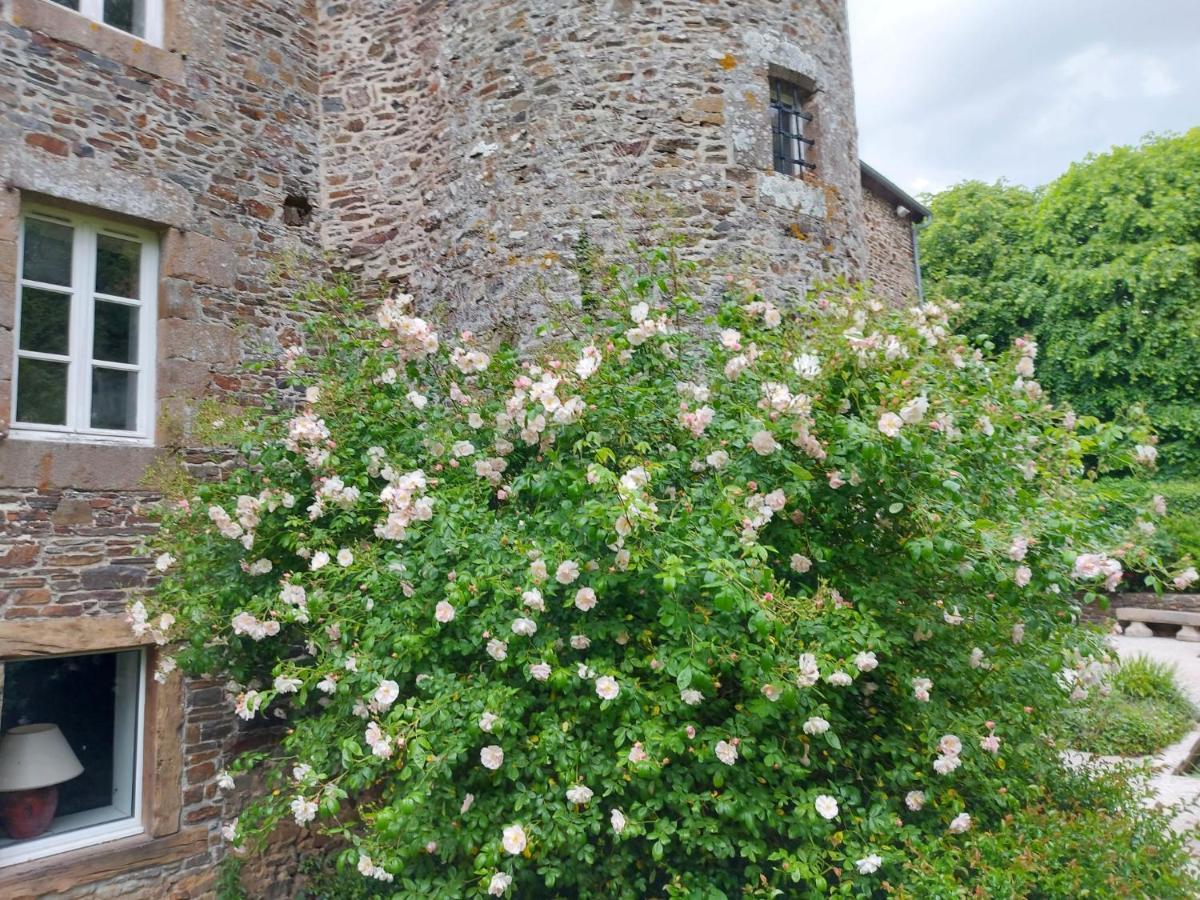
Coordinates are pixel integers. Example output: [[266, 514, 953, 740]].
[[1014, 565, 1032, 587], [480, 745, 504, 770], [905, 790, 925, 811], [595, 676, 620, 700], [628, 742, 649, 763], [948, 812, 971, 834], [715, 739, 739, 765], [877, 412, 904, 438], [814, 794, 838, 819], [555, 560, 580, 584], [501, 824, 527, 855], [529, 662, 552, 681], [435, 600, 456, 623], [751, 430, 780, 456], [574, 587, 597, 611]]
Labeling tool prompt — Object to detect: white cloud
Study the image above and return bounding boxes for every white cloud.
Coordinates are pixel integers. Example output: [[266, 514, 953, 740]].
[[850, 0, 1200, 195]]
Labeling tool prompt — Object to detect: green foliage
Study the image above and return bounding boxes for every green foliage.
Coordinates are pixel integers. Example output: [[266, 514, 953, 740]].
[[920, 130, 1200, 474], [897, 770, 1200, 898], [138, 247, 1197, 897], [1081, 477, 1200, 582], [1057, 656, 1196, 756]]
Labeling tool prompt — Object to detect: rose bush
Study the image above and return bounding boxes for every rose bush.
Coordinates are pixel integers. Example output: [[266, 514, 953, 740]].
[[138, 249, 1198, 897]]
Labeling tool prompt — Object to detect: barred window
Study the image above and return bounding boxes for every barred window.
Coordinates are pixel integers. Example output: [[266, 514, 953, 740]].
[[769, 77, 814, 176]]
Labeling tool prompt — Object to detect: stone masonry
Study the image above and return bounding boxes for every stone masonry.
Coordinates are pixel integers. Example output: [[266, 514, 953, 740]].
[[318, 0, 867, 331], [0, 1, 924, 896], [0, 0, 323, 896]]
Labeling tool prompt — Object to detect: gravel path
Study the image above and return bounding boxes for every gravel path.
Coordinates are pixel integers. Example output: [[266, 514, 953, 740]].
[[1110, 634, 1200, 848]]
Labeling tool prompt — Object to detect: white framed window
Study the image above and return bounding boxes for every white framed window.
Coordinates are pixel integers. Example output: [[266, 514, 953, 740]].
[[11, 207, 158, 446], [48, 0, 165, 45], [0, 649, 146, 867]]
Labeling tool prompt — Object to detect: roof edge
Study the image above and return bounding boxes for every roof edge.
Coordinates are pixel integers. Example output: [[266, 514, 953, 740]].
[[860, 160, 931, 222]]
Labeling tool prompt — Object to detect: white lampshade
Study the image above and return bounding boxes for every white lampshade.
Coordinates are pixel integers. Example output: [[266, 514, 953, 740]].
[[0, 724, 84, 791]]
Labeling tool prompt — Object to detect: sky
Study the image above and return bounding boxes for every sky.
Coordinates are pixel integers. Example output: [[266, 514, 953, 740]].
[[848, 0, 1200, 198]]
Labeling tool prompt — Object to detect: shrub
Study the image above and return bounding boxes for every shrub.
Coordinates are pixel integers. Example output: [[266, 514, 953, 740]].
[[138, 249, 1196, 897], [1081, 477, 1200, 589], [1057, 656, 1196, 756]]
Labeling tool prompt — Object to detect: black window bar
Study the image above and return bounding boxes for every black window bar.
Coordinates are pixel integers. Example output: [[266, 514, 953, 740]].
[[770, 77, 815, 175]]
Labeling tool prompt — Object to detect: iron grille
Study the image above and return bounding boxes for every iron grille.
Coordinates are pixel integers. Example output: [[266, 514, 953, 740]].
[[770, 77, 814, 175]]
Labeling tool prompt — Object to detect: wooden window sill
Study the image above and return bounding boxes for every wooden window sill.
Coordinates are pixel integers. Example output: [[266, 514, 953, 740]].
[[0, 827, 208, 899]]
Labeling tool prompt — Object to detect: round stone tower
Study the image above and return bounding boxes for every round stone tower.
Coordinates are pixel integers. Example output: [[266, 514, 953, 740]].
[[318, 0, 865, 329]]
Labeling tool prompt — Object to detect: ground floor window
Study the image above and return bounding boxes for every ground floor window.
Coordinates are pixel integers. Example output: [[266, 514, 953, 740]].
[[0, 649, 145, 866]]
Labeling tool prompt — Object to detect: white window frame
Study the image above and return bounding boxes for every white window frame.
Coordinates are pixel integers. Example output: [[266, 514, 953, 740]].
[[60, 0, 165, 46], [0, 650, 146, 868], [11, 206, 158, 447]]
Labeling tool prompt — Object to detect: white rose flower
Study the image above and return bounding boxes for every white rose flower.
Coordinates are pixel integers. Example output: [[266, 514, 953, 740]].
[[501, 824, 527, 855], [435, 600, 456, 623], [905, 790, 925, 811], [373, 679, 400, 709], [595, 675, 620, 700], [566, 785, 594, 805], [479, 711, 499, 732], [310, 550, 330, 570], [511, 617, 537, 636], [680, 688, 703, 706], [556, 560, 581, 584], [290, 796, 318, 826], [855, 854, 883, 875], [530, 661, 552, 681], [715, 739, 739, 765], [574, 587, 598, 611], [854, 651, 878, 672], [610, 808, 627, 834], [948, 812, 972, 834], [814, 794, 839, 820], [487, 639, 509, 660], [488, 872, 512, 896], [877, 412, 904, 438], [803, 716, 830, 735], [480, 745, 504, 770], [750, 430, 780, 455], [336, 548, 354, 567], [570, 634, 591, 650]]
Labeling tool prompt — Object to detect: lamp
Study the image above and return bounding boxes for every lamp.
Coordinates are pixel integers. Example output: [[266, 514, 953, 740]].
[[0, 724, 84, 840]]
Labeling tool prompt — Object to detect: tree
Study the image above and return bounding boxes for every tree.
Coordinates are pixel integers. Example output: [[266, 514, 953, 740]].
[[920, 130, 1200, 473], [138, 251, 1195, 897]]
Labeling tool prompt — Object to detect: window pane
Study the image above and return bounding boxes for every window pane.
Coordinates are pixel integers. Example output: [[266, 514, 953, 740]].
[[0, 651, 140, 830], [15, 358, 68, 425], [52, 0, 80, 9], [22, 218, 73, 287], [90, 368, 138, 431], [18, 287, 71, 356], [95, 234, 141, 299], [103, 0, 145, 36], [93, 301, 139, 364]]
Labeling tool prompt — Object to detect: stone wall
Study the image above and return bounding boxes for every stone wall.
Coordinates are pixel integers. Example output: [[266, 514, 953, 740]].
[[861, 177, 921, 306], [0, 0, 324, 895], [318, 0, 865, 331]]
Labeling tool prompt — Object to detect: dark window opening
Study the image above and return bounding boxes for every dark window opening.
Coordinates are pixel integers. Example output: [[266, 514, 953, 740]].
[[770, 77, 815, 176], [283, 194, 314, 228], [0, 650, 142, 847]]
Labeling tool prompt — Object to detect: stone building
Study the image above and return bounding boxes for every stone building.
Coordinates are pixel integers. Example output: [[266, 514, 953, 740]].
[[0, 0, 924, 895]]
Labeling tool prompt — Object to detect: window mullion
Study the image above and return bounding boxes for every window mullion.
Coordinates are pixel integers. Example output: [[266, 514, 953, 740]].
[[79, 0, 104, 25], [143, 0, 165, 46], [75, 225, 97, 432]]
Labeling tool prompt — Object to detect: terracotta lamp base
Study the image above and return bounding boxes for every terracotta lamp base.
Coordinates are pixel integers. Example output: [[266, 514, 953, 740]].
[[0, 785, 58, 840]]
